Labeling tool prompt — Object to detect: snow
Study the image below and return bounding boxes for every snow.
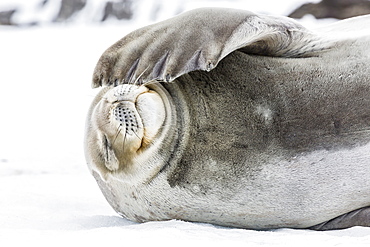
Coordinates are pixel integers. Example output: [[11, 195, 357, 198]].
[[0, 1, 369, 246]]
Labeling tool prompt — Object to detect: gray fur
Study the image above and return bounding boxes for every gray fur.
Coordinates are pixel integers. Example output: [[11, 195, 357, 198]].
[[92, 8, 331, 87], [86, 8, 370, 230]]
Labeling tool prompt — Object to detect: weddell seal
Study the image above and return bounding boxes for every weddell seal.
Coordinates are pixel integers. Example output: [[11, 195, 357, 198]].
[[84, 8, 370, 230]]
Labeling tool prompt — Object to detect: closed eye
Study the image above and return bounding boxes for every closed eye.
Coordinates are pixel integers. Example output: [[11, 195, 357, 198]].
[[102, 134, 109, 161]]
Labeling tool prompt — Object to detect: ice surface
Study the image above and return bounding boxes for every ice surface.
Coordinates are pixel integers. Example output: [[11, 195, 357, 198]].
[[0, 1, 369, 246]]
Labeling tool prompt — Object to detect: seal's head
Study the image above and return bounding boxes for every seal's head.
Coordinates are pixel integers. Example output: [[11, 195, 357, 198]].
[[85, 84, 172, 182]]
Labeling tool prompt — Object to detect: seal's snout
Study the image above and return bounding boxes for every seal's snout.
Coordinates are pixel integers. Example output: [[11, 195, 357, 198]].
[[113, 104, 139, 135], [107, 99, 144, 168], [106, 85, 146, 159], [108, 85, 147, 150], [108, 84, 167, 148], [88, 83, 168, 174]]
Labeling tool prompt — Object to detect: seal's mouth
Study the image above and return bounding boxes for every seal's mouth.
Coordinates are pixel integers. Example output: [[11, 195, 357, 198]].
[[95, 84, 166, 172]]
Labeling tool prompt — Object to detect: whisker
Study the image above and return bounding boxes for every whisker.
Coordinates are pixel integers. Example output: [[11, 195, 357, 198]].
[[112, 126, 122, 146], [128, 78, 134, 85], [134, 66, 150, 86], [122, 130, 127, 154], [132, 130, 142, 141], [98, 120, 112, 128], [142, 79, 160, 86]]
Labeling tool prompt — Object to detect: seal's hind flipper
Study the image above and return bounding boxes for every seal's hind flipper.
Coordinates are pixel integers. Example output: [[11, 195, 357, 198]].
[[310, 207, 370, 230]]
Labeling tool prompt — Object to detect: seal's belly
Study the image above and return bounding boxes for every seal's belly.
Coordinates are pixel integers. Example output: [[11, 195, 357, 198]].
[[240, 143, 370, 228], [152, 141, 370, 229]]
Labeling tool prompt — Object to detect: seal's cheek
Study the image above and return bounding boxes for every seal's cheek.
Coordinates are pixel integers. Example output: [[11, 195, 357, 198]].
[[136, 91, 166, 147]]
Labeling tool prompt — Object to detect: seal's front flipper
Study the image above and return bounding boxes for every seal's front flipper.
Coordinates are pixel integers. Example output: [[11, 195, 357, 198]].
[[310, 207, 370, 230], [92, 8, 330, 88]]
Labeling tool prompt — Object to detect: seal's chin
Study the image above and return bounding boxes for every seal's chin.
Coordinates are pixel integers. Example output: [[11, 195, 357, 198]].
[[92, 84, 166, 172]]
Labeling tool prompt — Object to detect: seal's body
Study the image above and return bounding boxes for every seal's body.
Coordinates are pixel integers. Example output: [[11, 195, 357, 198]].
[[85, 8, 370, 230]]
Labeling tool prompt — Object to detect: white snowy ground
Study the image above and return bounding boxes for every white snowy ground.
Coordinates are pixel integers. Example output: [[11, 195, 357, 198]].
[[1, 1, 370, 246]]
